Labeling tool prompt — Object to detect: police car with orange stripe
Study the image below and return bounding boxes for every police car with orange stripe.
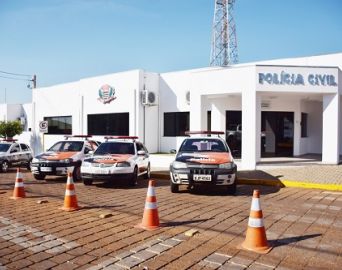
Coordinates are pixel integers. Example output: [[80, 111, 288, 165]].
[[80, 136, 150, 186], [170, 131, 237, 194], [31, 135, 99, 181]]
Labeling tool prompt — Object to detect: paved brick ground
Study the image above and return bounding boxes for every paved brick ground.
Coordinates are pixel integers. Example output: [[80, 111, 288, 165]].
[[238, 165, 342, 185], [0, 169, 341, 269]]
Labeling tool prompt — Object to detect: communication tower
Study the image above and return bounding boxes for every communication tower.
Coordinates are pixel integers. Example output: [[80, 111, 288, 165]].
[[210, 0, 238, 66]]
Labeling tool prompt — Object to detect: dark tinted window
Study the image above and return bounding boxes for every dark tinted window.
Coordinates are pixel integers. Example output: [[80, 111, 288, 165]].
[[0, 144, 11, 152], [20, 144, 28, 151], [88, 113, 129, 136], [164, 112, 189, 137], [94, 142, 135, 155], [179, 139, 228, 152], [44, 116, 72, 135]]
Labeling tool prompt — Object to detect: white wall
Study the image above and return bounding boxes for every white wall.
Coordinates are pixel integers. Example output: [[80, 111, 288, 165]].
[[159, 71, 192, 153]]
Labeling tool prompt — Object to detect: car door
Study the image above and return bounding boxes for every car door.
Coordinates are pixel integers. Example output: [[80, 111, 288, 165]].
[[20, 144, 31, 165], [9, 143, 21, 166], [136, 142, 148, 174]]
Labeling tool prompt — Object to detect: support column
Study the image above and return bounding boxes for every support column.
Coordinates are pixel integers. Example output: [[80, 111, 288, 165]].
[[211, 101, 225, 132], [322, 94, 340, 164], [241, 90, 261, 169], [293, 101, 301, 156], [190, 94, 204, 131]]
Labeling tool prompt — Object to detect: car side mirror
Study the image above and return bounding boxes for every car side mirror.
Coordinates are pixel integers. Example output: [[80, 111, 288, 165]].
[[137, 150, 146, 156], [170, 149, 176, 154], [87, 150, 94, 155]]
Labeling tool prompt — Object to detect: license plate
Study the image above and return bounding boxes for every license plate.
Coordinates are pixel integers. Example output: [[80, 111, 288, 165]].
[[193, 174, 211, 181], [94, 169, 109, 174], [40, 167, 52, 172]]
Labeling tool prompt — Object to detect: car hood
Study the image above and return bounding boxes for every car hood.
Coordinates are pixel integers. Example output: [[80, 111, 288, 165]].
[[85, 154, 133, 164], [36, 151, 78, 161], [176, 152, 233, 165]]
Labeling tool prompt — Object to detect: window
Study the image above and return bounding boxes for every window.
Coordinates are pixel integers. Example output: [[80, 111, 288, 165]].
[[301, 113, 308, 138], [10, 144, 20, 153], [88, 113, 129, 136], [164, 112, 189, 137], [20, 144, 28, 151], [44, 116, 72, 135]]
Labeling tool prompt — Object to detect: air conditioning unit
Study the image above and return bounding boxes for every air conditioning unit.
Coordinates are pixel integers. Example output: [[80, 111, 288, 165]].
[[185, 91, 190, 105], [141, 90, 157, 106]]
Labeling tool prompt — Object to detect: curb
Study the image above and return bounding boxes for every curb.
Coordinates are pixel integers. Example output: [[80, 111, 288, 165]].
[[151, 173, 342, 191]]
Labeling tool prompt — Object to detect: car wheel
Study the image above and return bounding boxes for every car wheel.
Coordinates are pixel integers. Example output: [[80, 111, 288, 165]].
[[83, 179, 93, 186], [34, 174, 46, 180], [0, 161, 9, 173], [26, 159, 32, 171], [73, 165, 81, 182], [143, 163, 151, 179], [170, 182, 179, 193], [226, 181, 237, 195], [129, 167, 138, 186]]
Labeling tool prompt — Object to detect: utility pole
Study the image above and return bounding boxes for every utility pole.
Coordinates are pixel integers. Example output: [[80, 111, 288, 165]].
[[32, 74, 37, 88], [210, 0, 238, 66]]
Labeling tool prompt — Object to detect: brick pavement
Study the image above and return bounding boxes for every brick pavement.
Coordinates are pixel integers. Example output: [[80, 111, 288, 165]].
[[0, 170, 341, 269]]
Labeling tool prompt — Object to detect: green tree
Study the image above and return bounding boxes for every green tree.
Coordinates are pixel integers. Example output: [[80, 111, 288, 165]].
[[0, 121, 23, 139]]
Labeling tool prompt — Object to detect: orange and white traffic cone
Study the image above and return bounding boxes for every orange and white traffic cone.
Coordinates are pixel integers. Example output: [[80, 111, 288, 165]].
[[135, 180, 160, 230], [60, 172, 80, 211], [239, 189, 272, 254], [10, 168, 25, 199]]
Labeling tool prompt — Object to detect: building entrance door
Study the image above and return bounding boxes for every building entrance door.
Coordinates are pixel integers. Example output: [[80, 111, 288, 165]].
[[261, 112, 294, 157]]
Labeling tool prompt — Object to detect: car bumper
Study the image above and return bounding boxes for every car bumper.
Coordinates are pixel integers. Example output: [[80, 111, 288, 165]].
[[31, 163, 75, 176], [170, 167, 237, 186], [80, 166, 134, 180]]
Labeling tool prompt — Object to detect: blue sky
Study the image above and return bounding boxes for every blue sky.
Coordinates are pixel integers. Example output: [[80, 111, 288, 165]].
[[0, 0, 341, 104]]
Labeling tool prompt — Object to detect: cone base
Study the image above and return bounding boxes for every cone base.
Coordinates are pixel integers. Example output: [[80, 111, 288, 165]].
[[59, 206, 80, 212], [135, 223, 160, 231], [239, 242, 272, 254], [10, 196, 25, 200]]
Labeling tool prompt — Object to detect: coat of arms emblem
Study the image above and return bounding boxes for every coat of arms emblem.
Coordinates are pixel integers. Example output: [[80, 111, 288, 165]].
[[98, 84, 116, 104]]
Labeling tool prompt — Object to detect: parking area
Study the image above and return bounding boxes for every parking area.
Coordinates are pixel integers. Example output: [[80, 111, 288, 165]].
[[0, 170, 342, 270]]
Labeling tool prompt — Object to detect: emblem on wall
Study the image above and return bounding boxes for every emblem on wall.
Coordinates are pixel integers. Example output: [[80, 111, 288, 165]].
[[98, 84, 116, 104]]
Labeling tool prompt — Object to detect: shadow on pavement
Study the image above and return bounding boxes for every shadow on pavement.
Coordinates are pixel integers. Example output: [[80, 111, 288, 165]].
[[269, 233, 321, 247], [162, 218, 213, 227]]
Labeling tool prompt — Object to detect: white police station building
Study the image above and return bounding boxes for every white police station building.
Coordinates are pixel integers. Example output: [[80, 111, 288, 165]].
[[12, 53, 342, 170]]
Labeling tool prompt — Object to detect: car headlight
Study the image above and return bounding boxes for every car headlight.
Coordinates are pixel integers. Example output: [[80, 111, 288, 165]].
[[116, 162, 131, 167], [60, 158, 72, 163], [219, 162, 235, 169], [32, 158, 39, 163], [172, 161, 187, 169]]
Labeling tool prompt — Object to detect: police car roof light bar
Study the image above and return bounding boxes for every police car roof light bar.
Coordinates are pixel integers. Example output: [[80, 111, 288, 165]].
[[104, 136, 138, 141], [64, 135, 92, 140], [185, 131, 224, 136], [1, 139, 18, 142]]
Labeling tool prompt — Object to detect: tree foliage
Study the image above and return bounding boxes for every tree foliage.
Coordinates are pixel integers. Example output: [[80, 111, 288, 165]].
[[0, 121, 23, 139]]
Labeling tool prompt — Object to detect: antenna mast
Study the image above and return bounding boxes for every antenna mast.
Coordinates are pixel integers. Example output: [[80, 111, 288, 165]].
[[210, 0, 238, 66]]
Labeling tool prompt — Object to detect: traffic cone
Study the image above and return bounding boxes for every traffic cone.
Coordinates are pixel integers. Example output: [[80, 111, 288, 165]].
[[10, 168, 25, 199], [135, 180, 160, 230], [239, 189, 272, 254], [60, 172, 80, 211]]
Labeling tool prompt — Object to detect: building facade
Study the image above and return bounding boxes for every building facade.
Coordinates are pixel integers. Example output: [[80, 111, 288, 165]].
[[12, 53, 341, 170]]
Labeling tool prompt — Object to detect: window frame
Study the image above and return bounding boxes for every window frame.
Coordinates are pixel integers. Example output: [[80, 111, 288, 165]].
[[44, 116, 72, 135], [163, 112, 190, 137]]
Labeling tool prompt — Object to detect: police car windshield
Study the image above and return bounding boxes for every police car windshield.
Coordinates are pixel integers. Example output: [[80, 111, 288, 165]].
[[48, 141, 84, 152], [179, 139, 228, 152], [95, 142, 135, 155], [0, 144, 11, 152]]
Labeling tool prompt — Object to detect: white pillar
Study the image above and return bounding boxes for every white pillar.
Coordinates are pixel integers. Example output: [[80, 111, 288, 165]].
[[241, 90, 261, 169], [322, 94, 340, 164], [293, 101, 301, 156], [211, 101, 225, 132], [190, 94, 204, 131]]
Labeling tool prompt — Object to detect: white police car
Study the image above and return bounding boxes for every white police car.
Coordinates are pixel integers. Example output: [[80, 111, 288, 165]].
[[170, 131, 237, 194], [81, 136, 150, 186]]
